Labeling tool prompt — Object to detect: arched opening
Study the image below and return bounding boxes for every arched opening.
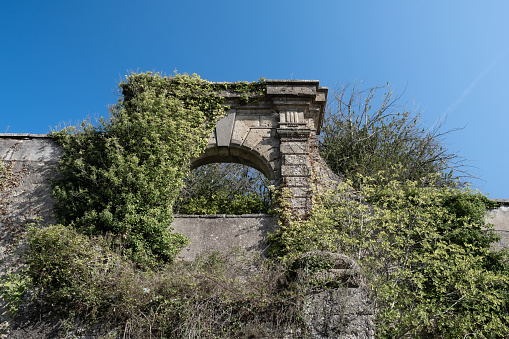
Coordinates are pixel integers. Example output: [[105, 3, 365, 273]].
[[174, 162, 271, 215], [190, 145, 277, 182]]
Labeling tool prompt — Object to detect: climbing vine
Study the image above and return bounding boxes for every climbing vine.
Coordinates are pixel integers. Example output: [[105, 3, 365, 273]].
[[267, 174, 509, 337], [231, 78, 266, 104], [51, 72, 227, 265]]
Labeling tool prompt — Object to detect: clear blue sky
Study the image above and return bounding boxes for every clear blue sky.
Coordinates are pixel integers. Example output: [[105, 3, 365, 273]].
[[1, 1, 508, 198]]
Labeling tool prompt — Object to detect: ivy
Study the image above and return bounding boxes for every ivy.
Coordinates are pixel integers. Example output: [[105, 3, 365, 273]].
[[51, 72, 227, 265], [267, 174, 509, 337], [220, 78, 266, 104]]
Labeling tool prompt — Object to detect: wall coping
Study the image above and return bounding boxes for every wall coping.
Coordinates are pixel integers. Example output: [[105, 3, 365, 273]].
[[0, 133, 50, 138], [211, 79, 321, 85], [174, 214, 274, 218], [492, 199, 509, 206]]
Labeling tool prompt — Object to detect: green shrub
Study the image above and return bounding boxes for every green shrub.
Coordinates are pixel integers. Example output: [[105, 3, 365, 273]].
[[25, 225, 303, 337], [26, 225, 136, 319], [51, 72, 226, 265], [178, 190, 269, 215], [0, 269, 32, 316], [175, 163, 271, 215], [268, 174, 509, 337]]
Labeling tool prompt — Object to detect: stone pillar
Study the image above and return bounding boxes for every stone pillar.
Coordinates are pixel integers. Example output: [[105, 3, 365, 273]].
[[265, 80, 328, 216], [277, 110, 312, 215]]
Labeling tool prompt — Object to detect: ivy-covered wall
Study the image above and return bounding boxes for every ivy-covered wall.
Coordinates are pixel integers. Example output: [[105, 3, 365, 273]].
[[1, 135, 508, 258]]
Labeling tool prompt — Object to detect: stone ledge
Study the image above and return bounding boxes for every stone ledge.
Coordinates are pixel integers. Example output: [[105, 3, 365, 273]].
[[492, 199, 509, 205], [174, 214, 273, 218], [0, 133, 50, 139]]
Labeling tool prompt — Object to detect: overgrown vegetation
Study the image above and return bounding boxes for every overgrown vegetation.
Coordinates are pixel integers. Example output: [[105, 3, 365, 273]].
[[268, 175, 508, 337], [175, 163, 270, 215], [50, 72, 227, 266], [25, 225, 303, 337], [266, 83, 509, 337], [320, 83, 468, 190], [2, 76, 507, 338], [2, 73, 301, 338]]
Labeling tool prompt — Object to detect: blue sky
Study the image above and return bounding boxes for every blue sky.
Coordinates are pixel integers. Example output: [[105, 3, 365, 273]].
[[1, 1, 508, 198]]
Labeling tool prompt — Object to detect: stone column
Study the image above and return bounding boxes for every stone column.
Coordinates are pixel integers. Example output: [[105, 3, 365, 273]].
[[277, 110, 312, 215]]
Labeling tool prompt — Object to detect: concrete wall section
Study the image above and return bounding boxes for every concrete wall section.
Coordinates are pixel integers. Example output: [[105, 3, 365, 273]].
[[172, 214, 277, 261], [0, 136, 61, 228], [0, 135, 62, 270], [488, 200, 509, 249]]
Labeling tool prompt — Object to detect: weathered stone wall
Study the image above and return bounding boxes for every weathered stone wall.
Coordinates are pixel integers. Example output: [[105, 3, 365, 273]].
[[488, 200, 509, 249], [172, 214, 277, 260], [0, 135, 61, 271], [0, 135, 279, 261]]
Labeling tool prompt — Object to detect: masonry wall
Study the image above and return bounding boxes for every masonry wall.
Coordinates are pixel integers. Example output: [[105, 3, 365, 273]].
[[0, 135, 278, 261], [0, 136, 61, 272], [172, 214, 277, 260], [1, 135, 508, 260], [488, 201, 509, 249]]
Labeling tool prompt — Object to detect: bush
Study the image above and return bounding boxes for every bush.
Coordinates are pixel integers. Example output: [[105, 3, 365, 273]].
[[267, 174, 509, 337], [25, 225, 304, 338], [320, 83, 466, 189], [51, 72, 226, 265], [175, 163, 271, 215]]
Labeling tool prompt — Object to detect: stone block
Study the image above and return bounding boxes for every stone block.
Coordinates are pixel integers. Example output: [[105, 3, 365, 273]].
[[243, 128, 271, 150], [215, 110, 236, 147], [235, 114, 260, 127], [171, 215, 277, 261], [281, 165, 310, 177], [283, 154, 309, 166], [284, 176, 308, 187], [316, 91, 327, 102], [230, 120, 251, 146], [290, 186, 309, 198], [280, 141, 309, 154], [290, 197, 308, 209], [267, 84, 316, 96], [252, 140, 275, 158], [259, 115, 278, 127]]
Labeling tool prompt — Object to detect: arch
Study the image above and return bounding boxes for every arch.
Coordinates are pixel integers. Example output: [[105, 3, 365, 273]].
[[190, 145, 276, 182], [189, 79, 329, 215]]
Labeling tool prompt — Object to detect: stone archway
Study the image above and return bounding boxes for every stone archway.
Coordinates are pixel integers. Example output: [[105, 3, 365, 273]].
[[191, 80, 329, 215]]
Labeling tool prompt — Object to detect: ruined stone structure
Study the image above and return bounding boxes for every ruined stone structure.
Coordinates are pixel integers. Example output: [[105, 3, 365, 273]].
[[1, 80, 508, 258], [0, 79, 337, 260], [194, 79, 330, 214], [1, 80, 508, 338]]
